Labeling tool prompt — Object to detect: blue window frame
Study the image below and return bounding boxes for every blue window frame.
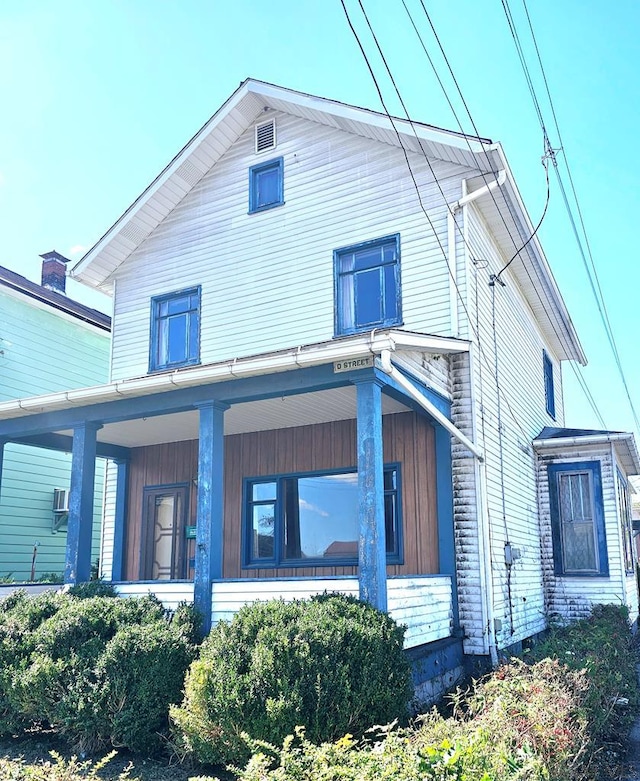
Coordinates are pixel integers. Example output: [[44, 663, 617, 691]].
[[547, 461, 608, 576], [334, 234, 401, 336], [616, 468, 635, 573], [149, 287, 201, 372], [249, 156, 284, 213], [243, 464, 402, 568], [543, 350, 555, 418]]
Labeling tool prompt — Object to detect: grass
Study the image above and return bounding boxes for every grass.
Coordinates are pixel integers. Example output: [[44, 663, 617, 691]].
[[0, 734, 222, 781]]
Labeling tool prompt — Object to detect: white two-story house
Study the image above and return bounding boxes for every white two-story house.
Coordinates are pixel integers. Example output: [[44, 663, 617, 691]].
[[0, 80, 636, 694]]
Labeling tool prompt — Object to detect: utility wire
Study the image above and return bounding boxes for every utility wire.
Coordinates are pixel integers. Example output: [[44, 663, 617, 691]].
[[410, 0, 585, 377], [341, 0, 530, 442], [397, 0, 604, 430], [501, 0, 640, 433], [342, 0, 607, 441]]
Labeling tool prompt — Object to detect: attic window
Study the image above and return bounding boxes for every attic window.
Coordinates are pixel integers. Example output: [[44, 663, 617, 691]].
[[255, 119, 276, 153]]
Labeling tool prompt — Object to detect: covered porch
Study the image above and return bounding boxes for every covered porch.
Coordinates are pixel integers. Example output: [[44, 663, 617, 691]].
[[0, 331, 471, 639]]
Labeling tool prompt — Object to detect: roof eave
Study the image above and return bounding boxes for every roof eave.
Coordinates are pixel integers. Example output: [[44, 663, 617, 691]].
[[70, 79, 498, 291]]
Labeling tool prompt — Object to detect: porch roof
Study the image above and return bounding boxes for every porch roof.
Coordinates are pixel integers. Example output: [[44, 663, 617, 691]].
[[534, 427, 640, 476], [0, 330, 468, 449]]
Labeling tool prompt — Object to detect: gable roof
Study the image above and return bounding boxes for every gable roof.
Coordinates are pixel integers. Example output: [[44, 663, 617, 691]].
[[70, 78, 584, 364], [0, 264, 111, 331]]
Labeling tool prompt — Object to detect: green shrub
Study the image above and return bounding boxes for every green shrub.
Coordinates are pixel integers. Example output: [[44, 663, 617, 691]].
[[0, 589, 66, 735], [5, 594, 198, 754], [171, 593, 413, 767], [67, 579, 117, 598], [94, 620, 196, 752]]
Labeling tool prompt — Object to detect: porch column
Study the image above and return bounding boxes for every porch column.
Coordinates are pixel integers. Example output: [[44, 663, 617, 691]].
[[65, 422, 102, 584], [194, 401, 228, 634], [110, 458, 129, 581], [354, 377, 387, 612]]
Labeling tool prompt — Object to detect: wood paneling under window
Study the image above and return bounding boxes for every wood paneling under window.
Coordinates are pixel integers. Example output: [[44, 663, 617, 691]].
[[123, 412, 438, 581]]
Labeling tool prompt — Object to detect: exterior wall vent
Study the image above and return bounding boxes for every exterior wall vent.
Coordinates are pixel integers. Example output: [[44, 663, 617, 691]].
[[255, 119, 276, 153]]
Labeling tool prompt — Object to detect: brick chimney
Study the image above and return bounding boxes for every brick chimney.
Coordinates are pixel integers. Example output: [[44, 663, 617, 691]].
[[39, 250, 70, 295]]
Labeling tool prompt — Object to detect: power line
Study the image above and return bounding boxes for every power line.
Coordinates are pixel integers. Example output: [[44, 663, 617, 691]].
[[340, 0, 531, 442], [500, 0, 640, 433], [391, 0, 606, 433], [341, 0, 608, 440], [408, 0, 589, 390]]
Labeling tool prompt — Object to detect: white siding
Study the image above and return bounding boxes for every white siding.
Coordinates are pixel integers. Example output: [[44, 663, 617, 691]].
[[209, 575, 452, 649], [115, 581, 194, 612], [453, 204, 567, 654], [109, 111, 474, 380], [536, 444, 636, 621], [99, 459, 118, 581]]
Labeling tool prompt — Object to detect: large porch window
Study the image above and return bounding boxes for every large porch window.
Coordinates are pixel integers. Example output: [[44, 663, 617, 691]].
[[243, 465, 402, 568]]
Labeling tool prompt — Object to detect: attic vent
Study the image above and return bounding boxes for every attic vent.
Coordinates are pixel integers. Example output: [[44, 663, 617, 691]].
[[255, 119, 276, 153]]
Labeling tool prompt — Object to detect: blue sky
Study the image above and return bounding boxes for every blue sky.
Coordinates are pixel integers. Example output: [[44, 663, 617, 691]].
[[1, 0, 638, 437]]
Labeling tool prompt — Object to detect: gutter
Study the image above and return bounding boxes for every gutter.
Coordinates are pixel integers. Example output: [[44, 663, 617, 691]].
[[534, 433, 640, 476], [0, 331, 470, 420], [446, 170, 506, 336]]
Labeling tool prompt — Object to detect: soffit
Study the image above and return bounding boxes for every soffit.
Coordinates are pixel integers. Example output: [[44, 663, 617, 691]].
[[57, 387, 410, 448]]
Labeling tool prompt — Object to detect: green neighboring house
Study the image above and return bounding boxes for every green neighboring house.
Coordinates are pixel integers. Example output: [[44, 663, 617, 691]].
[[0, 253, 110, 581]]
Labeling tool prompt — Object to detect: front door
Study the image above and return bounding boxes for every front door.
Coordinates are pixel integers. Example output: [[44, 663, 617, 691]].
[[140, 484, 190, 580]]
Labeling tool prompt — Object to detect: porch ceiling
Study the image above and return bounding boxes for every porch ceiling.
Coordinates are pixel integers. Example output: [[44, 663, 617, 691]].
[[58, 386, 410, 448]]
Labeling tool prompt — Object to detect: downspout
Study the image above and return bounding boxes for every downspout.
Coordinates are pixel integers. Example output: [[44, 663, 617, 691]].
[[447, 170, 506, 337], [377, 350, 483, 461], [469, 344, 499, 666], [447, 172, 506, 666]]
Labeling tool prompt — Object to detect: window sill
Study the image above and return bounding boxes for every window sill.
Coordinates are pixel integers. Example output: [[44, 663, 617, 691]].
[[334, 319, 404, 339], [148, 360, 201, 375], [243, 555, 403, 570], [248, 200, 285, 215]]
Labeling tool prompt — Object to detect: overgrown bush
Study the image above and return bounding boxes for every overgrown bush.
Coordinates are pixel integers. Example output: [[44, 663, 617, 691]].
[[171, 593, 413, 766], [0, 589, 66, 736], [219, 603, 638, 781], [0, 590, 199, 755], [527, 603, 639, 771]]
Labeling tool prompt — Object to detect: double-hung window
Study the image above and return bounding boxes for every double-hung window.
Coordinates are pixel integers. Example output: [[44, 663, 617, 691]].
[[547, 461, 608, 576], [543, 350, 556, 418], [244, 464, 402, 567], [149, 287, 201, 372], [334, 234, 401, 335], [249, 157, 284, 213]]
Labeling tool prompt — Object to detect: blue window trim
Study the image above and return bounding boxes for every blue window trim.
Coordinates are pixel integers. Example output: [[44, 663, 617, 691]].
[[616, 467, 635, 574], [543, 350, 556, 419], [333, 233, 402, 337], [248, 156, 284, 213], [547, 460, 608, 577], [242, 463, 403, 569], [149, 286, 201, 373]]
